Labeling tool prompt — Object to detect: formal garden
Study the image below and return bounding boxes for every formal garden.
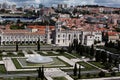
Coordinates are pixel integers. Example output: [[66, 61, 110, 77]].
[[0, 38, 120, 80]]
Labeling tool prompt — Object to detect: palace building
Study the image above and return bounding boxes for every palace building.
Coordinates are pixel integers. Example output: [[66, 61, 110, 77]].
[[46, 20, 102, 46], [0, 25, 45, 45]]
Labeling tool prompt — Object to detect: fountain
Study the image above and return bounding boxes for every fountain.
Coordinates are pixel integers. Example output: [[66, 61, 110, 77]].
[[26, 55, 53, 64]]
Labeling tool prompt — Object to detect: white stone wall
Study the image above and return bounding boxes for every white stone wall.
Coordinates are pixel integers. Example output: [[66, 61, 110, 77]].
[[93, 31, 102, 41], [84, 36, 94, 46], [0, 33, 45, 45], [53, 29, 102, 46]]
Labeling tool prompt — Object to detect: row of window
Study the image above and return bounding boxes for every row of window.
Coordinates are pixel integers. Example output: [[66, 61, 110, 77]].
[[2, 39, 38, 41], [57, 34, 82, 40], [58, 39, 64, 43], [2, 36, 43, 39]]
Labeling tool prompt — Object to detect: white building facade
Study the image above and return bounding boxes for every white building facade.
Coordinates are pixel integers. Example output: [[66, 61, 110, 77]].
[[0, 30, 45, 45], [48, 21, 102, 46]]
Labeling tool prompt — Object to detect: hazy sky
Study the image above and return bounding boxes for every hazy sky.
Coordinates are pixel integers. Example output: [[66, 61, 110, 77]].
[[0, 0, 120, 7]]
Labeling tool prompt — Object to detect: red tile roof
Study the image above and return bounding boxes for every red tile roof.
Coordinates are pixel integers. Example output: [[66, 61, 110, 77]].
[[108, 31, 118, 36]]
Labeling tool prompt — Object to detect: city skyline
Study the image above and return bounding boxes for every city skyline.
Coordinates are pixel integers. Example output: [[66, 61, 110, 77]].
[[0, 0, 120, 8]]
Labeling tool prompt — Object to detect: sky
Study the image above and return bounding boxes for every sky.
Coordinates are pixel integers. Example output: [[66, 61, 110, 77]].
[[0, 0, 120, 8]]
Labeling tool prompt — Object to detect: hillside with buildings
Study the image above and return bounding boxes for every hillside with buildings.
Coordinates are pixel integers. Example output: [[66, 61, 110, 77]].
[[0, 3, 120, 80]]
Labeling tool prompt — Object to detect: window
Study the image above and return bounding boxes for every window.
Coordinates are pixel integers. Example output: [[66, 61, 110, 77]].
[[58, 40, 60, 43], [58, 35, 60, 38], [58, 29, 60, 31], [79, 34, 81, 40], [63, 34, 65, 38], [74, 34, 76, 38], [69, 34, 71, 40]]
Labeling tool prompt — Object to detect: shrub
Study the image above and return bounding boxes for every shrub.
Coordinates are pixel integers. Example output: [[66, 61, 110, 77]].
[[98, 71, 105, 77]]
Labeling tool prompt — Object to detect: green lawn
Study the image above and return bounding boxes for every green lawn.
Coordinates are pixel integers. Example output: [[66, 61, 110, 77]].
[[0, 57, 2, 60], [12, 57, 71, 69], [52, 77, 67, 80], [70, 53, 81, 58], [0, 52, 24, 57], [62, 53, 76, 59], [89, 61, 104, 68], [12, 58, 22, 69], [0, 65, 6, 73], [78, 62, 97, 71], [17, 52, 24, 57], [3, 77, 43, 80]]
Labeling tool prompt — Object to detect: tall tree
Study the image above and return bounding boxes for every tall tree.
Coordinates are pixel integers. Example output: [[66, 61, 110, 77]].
[[38, 67, 41, 78], [68, 43, 72, 53], [114, 58, 119, 67], [90, 45, 95, 56], [108, 54, 113, 63], [41, 65, 44, 80], [95, 50, 101, 62], [16, 41, 18, 52], [73, 63, 77, 76], [78, 65, 81, 79], [105, 41, 108, 47], [73, 39, 78, 52], [105, 32, 109, 42], [85, 46, 90, 55], [37, 38, 40, 51], [101, 51, 107, 63]]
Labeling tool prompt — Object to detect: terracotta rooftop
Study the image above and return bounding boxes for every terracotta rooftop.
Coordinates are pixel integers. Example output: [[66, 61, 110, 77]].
[[108, 31, 118, 36]]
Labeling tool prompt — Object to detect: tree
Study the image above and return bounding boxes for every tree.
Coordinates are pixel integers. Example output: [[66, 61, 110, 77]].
[[108, 54, 113, 63], [78, 65, 81, 79], [73, 63, 77, 76], [111, 71, 116, 76], [68, 43, 72, 53], [41, 66, 45, 80], [26, 76, 30, 80], [98, 71, 105, 77], [101, 51, 107, 63], [17, 19, 21, 23], [79, 44, 84, 56], [90, 45, 95, 56], [72, 39, 78, 52], [16, 41, 18, 52], [85, 46, 90, 55], [86, 73, 90, 78], [108, 41, 114, 48], [105, 41, 108, 47], [103, 62, 112, 70], [95, 50, 101, 62], [37, 38, 40, 51], [38, 67, 41, 78], [114, 58, 119, 67], [104, 32, 109, 43]]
